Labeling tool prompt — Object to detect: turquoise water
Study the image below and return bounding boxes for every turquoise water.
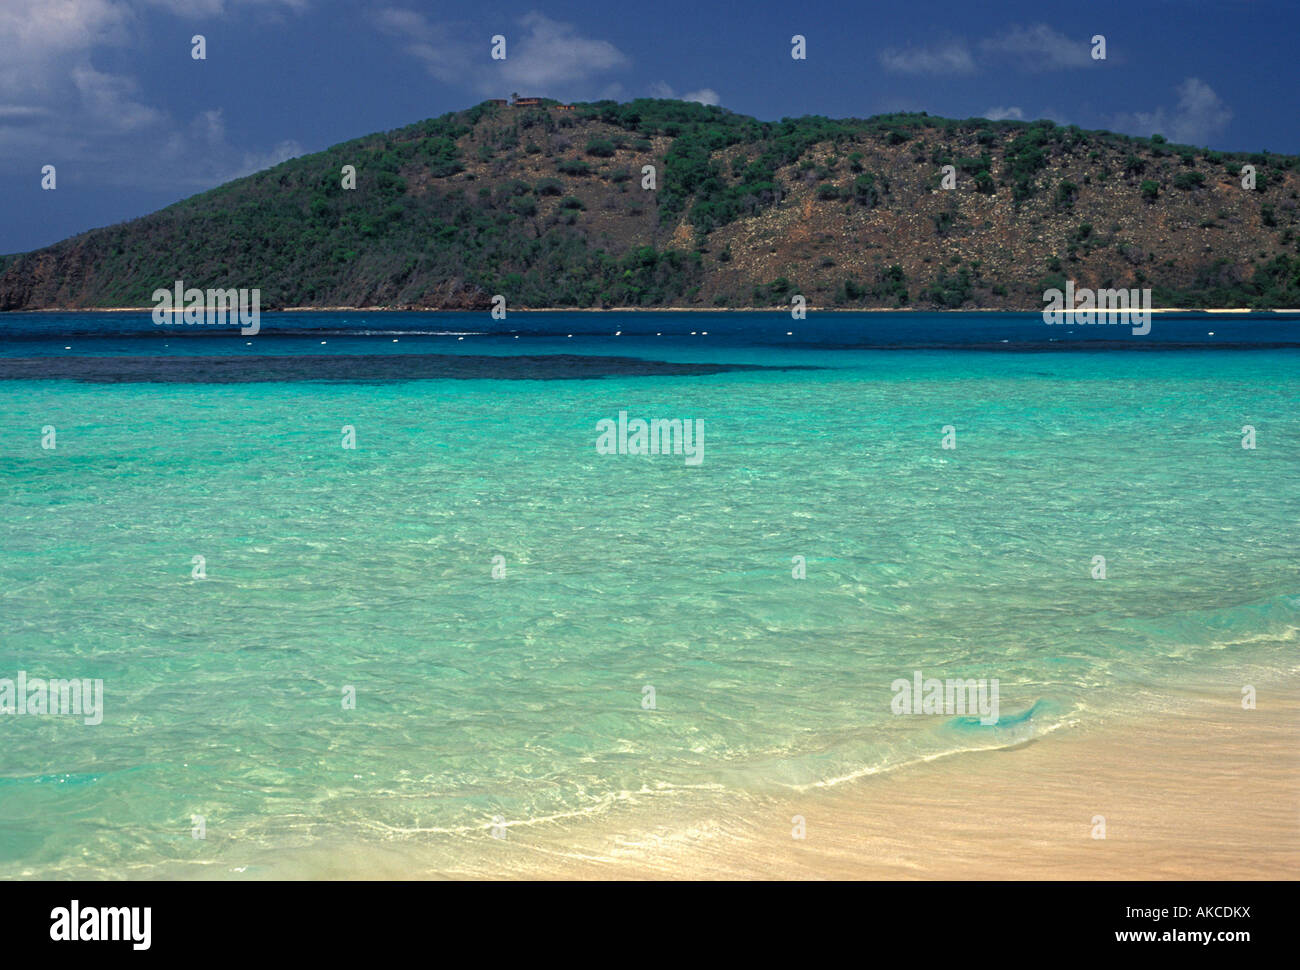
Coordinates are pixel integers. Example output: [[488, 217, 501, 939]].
[[1, 312, 1298, 878]]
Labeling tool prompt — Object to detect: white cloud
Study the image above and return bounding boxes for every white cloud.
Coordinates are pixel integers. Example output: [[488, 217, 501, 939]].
[[0, 0, 307, 191], [879, 41, 975, 75], [980, 23, 1094, 70], [1110, 78, 1232, 146], [648, 82, 720, 106], [983, 106, 1024, 121], [150, 108, 303, 187], [0, 0, 129, 49], [879, 23, 1097, 78], [682, 88, 720, 106], [0, 106, 51, 121], [139, 0, 309, 15], [502, 11, 627, 92], [0, 0, 130, 95], [234, 138, 304, 178], [72, 66, 166, 133], [379, 8, 629, 99], [375, 9, 470, 86]]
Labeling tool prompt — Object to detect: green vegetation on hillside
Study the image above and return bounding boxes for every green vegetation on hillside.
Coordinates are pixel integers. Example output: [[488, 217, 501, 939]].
[[2, 98, 1298, 310]]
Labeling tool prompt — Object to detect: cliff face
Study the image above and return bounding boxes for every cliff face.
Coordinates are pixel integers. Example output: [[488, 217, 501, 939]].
[[2, 99, 1298, 311]]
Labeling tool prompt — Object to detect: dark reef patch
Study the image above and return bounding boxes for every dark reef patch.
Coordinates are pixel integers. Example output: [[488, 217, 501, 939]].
[[0, 352, 818, 383]]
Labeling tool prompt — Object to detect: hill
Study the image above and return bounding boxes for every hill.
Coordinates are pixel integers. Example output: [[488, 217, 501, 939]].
[[2, 98, 1299, 311]]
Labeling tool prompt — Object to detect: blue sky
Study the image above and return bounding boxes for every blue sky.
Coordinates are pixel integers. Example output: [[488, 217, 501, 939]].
[[2, 0, 1297, 253]]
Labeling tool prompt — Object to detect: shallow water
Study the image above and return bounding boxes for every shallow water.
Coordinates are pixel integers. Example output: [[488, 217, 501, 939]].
[[1, 311, 1297, 878]]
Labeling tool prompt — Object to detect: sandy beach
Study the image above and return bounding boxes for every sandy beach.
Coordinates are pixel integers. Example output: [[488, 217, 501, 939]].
[[474, 684, 1299, 880], [242, 677, 1299, 881]]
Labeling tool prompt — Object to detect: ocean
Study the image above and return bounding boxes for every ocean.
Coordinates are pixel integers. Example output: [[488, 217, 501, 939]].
[[1, 310, 1297, 878]]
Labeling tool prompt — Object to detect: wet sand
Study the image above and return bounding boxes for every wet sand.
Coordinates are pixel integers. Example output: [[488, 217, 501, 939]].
[[186, 680, 1297, 881], [440, 684, 1299, 880]]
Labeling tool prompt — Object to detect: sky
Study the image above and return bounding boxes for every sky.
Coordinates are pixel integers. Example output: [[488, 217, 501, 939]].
[[1, 0, 1297, 254]]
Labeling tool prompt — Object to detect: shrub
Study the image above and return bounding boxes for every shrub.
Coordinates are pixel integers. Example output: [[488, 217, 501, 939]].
[[853, 173, 881, 207], [1004, 127, 1051, 201], [925, 266, 972, 307], [1055, 180, 1079, 208]]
